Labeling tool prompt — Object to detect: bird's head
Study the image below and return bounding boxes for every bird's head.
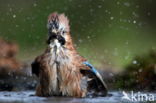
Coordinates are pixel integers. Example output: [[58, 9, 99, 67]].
[[47, 12, 70, 51]]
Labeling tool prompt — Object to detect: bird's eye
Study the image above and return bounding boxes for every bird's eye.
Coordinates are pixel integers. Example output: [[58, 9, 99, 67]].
[[62, 31, 67, 34]]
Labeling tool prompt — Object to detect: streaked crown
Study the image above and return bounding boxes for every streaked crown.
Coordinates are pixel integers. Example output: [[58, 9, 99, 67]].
[[47, 12, 70, 34]]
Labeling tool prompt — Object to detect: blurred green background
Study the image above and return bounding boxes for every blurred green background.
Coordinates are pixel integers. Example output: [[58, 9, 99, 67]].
[[0, 0, 156, 70]]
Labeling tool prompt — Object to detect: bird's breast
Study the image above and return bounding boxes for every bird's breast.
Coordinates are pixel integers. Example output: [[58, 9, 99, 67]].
[[48, 49, 72, 94], [47, 49, 86, 97]]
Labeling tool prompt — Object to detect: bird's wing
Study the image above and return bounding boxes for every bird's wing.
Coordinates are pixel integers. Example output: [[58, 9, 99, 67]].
[[31, 55, 44, 77], [81, 61, 107, 96], [31, 60, 40, 77]]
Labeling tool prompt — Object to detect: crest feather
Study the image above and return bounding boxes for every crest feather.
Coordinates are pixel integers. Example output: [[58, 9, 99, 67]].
[[48, 12, 58, 21], [58, 13, 70, 32], [47, 12, 70, 32]]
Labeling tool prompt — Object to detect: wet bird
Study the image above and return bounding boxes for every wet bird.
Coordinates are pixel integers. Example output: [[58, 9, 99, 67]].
[[31, 12, 107, 97]]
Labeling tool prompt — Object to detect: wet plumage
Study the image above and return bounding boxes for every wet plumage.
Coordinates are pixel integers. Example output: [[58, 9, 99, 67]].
[[31, 12, 107, 97]]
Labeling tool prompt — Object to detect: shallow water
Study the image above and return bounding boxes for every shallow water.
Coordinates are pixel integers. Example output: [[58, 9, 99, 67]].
[[0, 91, 155, 103]]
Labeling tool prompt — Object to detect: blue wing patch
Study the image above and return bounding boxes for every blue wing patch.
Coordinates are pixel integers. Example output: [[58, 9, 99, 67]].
[[83, 61, 98, 74]]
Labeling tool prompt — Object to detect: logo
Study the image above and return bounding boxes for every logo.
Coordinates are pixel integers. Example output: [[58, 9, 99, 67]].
[[122, 91, 155, 102]]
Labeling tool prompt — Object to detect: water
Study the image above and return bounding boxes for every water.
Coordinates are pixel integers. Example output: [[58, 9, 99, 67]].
[[0, 91, 155, 103]]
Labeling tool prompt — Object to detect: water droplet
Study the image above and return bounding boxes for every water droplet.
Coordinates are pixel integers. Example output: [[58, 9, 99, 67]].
[[13, 14, 16, 18], [9, 8, 12, 12], [87, 36, 90, 39], [33, 3, 37, 7], [98, 5, 102, 8], [117, 2, 120, 5], [124, 2, 130, 7], [79, 39, 83, 43], [125, 41, 129, 45], [15, 25, 19, 27], [110, 17, 114, 20], [133, 20, 136, 24], [139, 69, 142, 72], [132, 60, 137, 64], [147, 12, 151, 16]]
